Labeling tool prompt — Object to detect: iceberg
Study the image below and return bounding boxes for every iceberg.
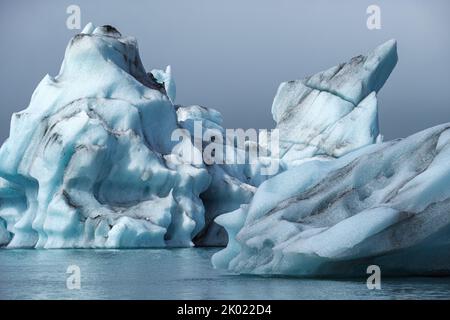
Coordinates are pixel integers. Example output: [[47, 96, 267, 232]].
[[273, 40, 396, 165], [0, 24, 262, 248], [0, 24, 211, 248], [213, 40, 450, 276]]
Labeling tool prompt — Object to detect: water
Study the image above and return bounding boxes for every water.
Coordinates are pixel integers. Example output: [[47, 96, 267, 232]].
[[1, 248, 450, 300]]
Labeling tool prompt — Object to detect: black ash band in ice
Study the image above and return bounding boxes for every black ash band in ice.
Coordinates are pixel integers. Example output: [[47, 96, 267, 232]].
[[1, 23, 449, 277]]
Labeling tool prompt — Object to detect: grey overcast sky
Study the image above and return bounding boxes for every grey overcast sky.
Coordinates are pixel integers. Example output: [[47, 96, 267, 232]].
[[0, 0, 449, 144]]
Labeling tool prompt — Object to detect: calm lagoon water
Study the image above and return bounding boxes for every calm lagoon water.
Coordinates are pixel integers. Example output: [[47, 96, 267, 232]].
[[1, 248, 450, 300]]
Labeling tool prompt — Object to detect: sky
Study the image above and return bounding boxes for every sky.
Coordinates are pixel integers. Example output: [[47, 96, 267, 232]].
[[0, 0, 449, 143]]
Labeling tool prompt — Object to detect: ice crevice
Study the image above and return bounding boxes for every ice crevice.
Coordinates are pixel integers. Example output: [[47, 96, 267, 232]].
[[302, 79, 358, 108]]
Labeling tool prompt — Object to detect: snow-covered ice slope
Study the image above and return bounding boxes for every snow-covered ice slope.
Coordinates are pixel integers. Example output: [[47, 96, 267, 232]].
[[0, 24, 211, 248], [213, 124, 450, 276]]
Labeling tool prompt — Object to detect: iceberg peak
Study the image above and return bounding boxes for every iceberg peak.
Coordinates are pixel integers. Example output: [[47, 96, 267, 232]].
[[304, 38, 398, 106], [80, 22, 95, 35], [59, 24, 165, 94], [272, 39, 397, 163]]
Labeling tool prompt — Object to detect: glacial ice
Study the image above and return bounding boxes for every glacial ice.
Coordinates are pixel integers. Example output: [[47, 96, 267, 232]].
[[0, 24, 211, 248], [212, 39, 450, 276], [175, 104, 257, 246], [273, 40, 396, 165], [151, 65, 176, 104], [1, 23, 449, 277], [213, 39, 450, 276], [213, 124, 450, 276]]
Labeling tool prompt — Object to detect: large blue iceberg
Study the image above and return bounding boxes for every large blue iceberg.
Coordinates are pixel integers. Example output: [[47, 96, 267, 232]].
[[1, 24, 450, 277], [0, 24, 212, 248]]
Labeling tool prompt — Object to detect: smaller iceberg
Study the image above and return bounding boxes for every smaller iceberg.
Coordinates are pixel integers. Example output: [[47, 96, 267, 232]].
[[213, 124, 450, 276], [213, 40, 450, 277]]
